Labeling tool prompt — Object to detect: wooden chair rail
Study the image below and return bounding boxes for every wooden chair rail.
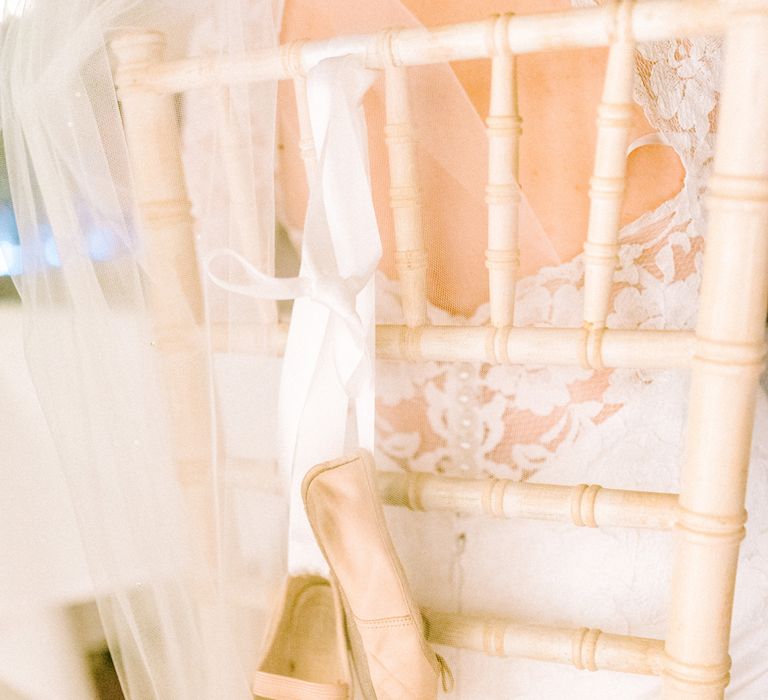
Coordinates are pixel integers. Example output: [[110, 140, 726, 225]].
[[376, 325, 695, 369], [378, 471, 678, 531], [423, 609, 666, 677], [112, 1, 730, 95]]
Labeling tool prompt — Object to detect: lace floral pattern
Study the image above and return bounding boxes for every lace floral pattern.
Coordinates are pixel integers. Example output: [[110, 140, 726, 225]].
[[375, 29, 721, 481]]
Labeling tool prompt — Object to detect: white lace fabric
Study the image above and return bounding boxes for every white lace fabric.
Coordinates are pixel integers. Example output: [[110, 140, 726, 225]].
[[375, 34, 716, 482]]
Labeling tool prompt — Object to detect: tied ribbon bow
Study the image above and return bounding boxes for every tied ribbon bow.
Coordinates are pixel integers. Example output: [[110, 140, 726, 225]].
[[205, 248, 371, 398], [205, 56, 381, 574]]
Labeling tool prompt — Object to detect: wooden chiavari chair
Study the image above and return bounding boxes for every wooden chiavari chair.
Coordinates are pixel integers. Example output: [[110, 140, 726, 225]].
[[110, 1, 768, 696]]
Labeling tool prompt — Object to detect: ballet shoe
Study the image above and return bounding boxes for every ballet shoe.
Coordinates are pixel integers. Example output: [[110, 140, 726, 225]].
[[302, 448, 451, 700], [252, 574, 351, 699]]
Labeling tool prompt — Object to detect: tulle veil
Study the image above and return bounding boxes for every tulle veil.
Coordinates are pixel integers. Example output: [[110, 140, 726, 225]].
[[1, 0, 285, 696], [0, 0, 562, 697]]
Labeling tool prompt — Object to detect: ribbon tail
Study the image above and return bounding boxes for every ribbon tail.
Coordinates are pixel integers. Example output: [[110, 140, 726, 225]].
[[204, 247, 311, 300], [280, 56, 381, 575], [355, 276, 377, 452], [283, 311, 348, 575]]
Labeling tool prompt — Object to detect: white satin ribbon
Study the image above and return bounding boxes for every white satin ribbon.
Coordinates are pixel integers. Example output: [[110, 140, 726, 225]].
[[205, 56, 381, 574]]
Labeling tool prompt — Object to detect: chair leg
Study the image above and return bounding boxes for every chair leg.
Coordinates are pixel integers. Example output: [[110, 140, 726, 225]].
[[663, 6, 768, 698], [111, 30, 213, 557]]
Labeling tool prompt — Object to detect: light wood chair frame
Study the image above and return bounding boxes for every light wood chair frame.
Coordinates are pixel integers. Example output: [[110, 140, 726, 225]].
[[111, 1, 768, 696]]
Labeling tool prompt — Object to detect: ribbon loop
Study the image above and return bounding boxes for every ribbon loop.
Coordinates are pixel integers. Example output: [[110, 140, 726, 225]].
[[204, 248, 368, 400]]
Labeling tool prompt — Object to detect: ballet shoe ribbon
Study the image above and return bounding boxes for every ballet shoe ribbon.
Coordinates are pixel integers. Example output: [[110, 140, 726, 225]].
[[204, 55, 380, 574]]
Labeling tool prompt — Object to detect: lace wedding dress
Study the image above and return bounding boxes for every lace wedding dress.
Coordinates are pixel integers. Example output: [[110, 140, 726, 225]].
[[375, 27, 768, 700]]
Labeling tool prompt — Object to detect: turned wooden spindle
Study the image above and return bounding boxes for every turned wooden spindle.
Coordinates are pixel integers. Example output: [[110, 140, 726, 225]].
[[423, 610, 665, 677], [382, 33, 428, 328], [283, 42, 318, 185], [217, 87, 271, 273], [376, 324, 694, 368], [377, 471, 679, 531], [581, 0, 636, 368], [293, 77, 317, 182], [213, 87, 278, 351], [485, 14, 522, 329], [663, 5, 768, 699], [111, 30, 203, 327], [111, 30, 213, 551]]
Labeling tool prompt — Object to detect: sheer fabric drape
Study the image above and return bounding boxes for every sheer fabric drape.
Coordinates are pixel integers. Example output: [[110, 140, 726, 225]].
[[1, 0, 285, 697]]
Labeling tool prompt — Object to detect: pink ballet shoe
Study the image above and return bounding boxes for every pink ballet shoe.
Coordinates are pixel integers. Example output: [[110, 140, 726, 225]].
[[302, 449, 450, 700], [252, 574, 351, 699]]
